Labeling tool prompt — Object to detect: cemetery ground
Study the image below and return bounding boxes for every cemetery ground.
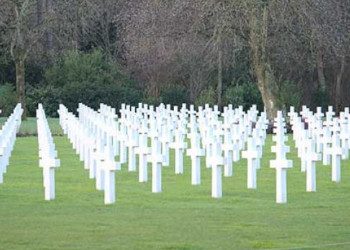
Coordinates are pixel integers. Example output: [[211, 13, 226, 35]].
[[1, 119, 350, 250]]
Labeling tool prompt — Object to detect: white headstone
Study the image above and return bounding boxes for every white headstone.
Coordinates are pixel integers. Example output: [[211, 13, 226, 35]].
[[270, 144, 292, 203], [305, 138, 321, 192], [149, 137, 163, 193], [329, 133, 343, 183], [209, 141, 224, 198], [170, 127, 187, 174], [136, 126, 150, 183], [186, 132, 205, 185], [242, 137, 259, 189]]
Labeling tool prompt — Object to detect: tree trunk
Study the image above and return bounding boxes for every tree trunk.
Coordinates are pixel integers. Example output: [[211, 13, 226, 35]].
[[189, 73, 202, 103], [335, 56, 345, 113], [45, 0, 53, 50], [249, 5, 279, 120], [15, 59, 27, 119], [217, 45, 223, 109], [11, 3, 28, 119], [316, 48, 326, 92], [254, 64, 279, 120], [37, 0, 44, 25]]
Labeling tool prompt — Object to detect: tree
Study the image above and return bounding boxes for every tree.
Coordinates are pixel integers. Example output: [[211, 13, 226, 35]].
[[196, 0, 284, 118], [0, 0, 47, 118], [289, 0, 350, 111]]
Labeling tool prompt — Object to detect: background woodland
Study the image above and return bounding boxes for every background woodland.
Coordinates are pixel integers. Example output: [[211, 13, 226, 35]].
[[0, 0, 349, 119]]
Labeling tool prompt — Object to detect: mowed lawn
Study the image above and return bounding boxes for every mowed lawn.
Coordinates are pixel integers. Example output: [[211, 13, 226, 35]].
[[0, 117, 63, 136], [0, 119, 350, 249]]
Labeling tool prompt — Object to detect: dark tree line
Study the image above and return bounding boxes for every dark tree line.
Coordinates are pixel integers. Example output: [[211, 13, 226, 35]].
[[0, 0, 349, 119]]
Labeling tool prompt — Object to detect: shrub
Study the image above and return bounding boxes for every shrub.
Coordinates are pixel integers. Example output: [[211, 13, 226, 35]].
[[38, 49, 142, 116], [142, 96, 161, 107], [27, 84, 61, 117], [0, 83, 17, 116], [223, 82, 263, 111], [59, 81, 141, 114], [160, 85, 189, 107], [312, 88, 330, 111], [277, 80, 302, 111], [195, 86, 216, 107]]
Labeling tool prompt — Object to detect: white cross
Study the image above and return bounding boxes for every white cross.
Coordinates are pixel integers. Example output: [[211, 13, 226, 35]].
[[270, 142, 292, 203], [103, 140, 120, 204], [330, 119, 340, 135], [222, 129, 236, 177], [148, 137, 164, 193], [136, 131, 150, 183], [300, 106, 309, 118], [272, 132, 288, 147], [305, 138, 321, 192], [312, 121, 324, 153], [323, 118, 333, 128], [160, 121, 172, 166], [209, 141, 224, 198], [186, 132, 205, 185], [287, 107, 297, 122], [320, 128, 332, 165], [118, 123, 128, 164], [87, 137, 97, 179], [37, 104, 59, 201], [95, 136, 106, 191], [315, 107, 324, 119], [202, 125, 215, 168], [170, 129, 187, 174], [242, 137, 259, 189], [328, 133, 344, 183], [39, 155, 60, 201], [231, 124, 243, 160], [252, 128, 263, 169], [326, 106, 335, 118], [82, 128, 92, 170], [126, 126, 139, 172]]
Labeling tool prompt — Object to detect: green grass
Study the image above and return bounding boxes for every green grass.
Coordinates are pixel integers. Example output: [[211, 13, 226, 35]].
[[0, 121, 350, 249], [0, 117, 63, 136]]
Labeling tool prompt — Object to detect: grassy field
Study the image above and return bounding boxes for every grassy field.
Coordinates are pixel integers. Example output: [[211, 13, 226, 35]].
[[0, 119, 350, 249], [0, 117, 63, 136]]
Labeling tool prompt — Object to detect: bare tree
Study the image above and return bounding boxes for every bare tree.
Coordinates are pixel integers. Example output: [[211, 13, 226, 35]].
[[0, 0, 42, 118]]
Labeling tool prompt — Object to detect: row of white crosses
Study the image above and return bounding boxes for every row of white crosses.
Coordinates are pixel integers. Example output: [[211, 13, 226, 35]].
[[186, 120, 205, 185], [0, 104, 23, 184], [36, 104, 60, 200], [84, 104, 120, 203], [58, 102, 271, 202], [269, 111, 292, 203], [117, 103, 268, 198], [58, 104, 120, 204], [242, 112, 269, 190], [288, 105, 349, 192], [119, 104, 162, 192], [62, 102, 349, 204]]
